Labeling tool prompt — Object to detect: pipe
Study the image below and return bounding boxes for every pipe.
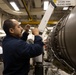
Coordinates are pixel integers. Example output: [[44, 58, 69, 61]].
[[21, 0, 32, 20], [21, 21, 58, 25]]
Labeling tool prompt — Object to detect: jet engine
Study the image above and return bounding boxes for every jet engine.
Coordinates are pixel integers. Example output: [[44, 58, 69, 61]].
[[46, 6, 76, 75]]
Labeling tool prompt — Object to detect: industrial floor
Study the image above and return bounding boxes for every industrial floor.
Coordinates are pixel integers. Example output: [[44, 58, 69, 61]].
[[0, 62, 34, 75], [0, 61, 71, 75], [0, 62, 3, 75]]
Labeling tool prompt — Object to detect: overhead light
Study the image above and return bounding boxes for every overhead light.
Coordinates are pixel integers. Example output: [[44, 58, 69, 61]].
[[63, 7, 68, 10], [10, 2, 19, 11], [43, 1, 49, 10]]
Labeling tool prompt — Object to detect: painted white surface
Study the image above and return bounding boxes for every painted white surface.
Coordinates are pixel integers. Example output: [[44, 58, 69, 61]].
[[0, 29, 6, 37], [0, 46, 3, 54]]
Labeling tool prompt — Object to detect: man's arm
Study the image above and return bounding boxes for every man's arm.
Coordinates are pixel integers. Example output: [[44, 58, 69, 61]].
[[21, 24, 30, 41], [21, 32, 29, 41], [17, 35, 44, 58], [17, 28, 44, 58]]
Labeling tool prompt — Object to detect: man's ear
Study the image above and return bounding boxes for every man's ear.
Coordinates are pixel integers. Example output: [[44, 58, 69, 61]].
[[9, 28, 14, 34]]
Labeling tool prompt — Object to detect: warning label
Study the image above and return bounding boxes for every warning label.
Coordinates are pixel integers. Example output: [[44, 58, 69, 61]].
[[55, 0, 76, 6]]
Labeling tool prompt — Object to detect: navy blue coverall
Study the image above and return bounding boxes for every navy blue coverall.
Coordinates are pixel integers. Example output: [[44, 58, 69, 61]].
[[2, 32, 44, 75]]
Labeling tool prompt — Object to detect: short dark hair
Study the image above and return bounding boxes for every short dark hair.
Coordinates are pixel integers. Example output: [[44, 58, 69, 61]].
[[3, 19, 15, 35]]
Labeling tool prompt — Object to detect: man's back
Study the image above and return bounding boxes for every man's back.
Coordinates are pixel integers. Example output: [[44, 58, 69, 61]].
[[2, 36, 30, 75], [2, 35, 43, 75]]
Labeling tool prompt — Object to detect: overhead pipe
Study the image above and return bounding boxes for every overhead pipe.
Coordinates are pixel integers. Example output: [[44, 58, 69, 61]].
[[21, 21, 58, 25], [21, 0, 32, 20]]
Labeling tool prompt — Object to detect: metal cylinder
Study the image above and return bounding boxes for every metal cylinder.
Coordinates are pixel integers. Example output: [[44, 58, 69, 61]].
[[46, 6, 76, 73]]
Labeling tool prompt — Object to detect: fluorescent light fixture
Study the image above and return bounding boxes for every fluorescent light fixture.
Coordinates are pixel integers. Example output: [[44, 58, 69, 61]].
[[44, 1, 49, 10], [10, 2, 19, 11], [63, 7, 68, 10]]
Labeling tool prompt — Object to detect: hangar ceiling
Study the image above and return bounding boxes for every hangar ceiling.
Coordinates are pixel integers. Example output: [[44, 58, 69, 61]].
[[0, 0, 74, 25]]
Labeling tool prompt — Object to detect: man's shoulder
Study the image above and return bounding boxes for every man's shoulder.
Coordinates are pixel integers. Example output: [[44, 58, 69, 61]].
[[3, 36, 22, 44]]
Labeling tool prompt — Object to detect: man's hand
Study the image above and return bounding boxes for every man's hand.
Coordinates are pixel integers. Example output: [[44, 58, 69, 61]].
[[32, 28, 39, 35], [24, 24, 30, 33]]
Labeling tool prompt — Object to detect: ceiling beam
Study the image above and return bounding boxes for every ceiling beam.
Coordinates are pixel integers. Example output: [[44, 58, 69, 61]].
[[34, 0, 41, 8]]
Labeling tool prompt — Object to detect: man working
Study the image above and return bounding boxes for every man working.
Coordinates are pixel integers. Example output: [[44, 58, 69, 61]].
[[2, 19, 44, 75]]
